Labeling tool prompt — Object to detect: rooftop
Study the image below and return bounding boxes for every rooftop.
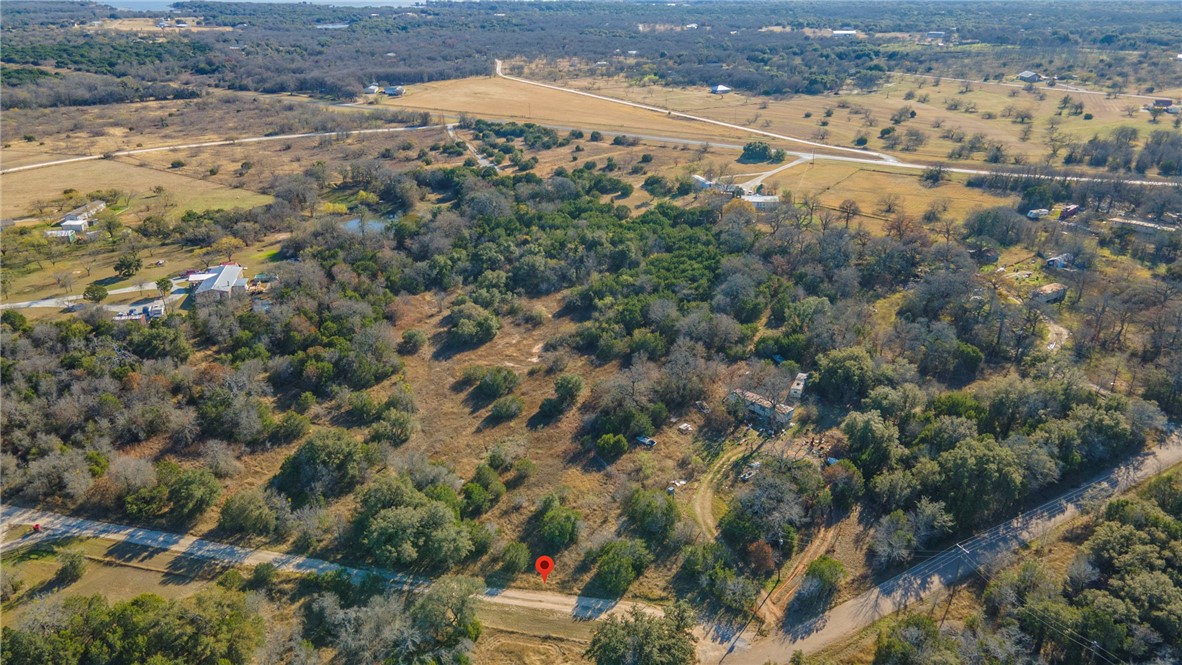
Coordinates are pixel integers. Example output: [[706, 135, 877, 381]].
[[193, 264, 244, 295]]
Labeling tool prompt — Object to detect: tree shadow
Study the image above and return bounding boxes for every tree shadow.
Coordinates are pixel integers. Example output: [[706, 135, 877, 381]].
[[526, 401, 565, 429]]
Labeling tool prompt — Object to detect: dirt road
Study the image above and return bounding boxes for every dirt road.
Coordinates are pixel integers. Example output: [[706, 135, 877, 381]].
[[0, 506, 660, 622], [700, 435, 1182, 663]]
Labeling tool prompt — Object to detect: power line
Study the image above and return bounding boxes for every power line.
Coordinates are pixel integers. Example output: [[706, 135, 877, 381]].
[[957, 547, 1127, 665]]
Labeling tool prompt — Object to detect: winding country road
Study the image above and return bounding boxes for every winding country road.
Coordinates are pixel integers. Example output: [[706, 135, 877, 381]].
[[699, 434, 1182, 663], [492, 60, 1181, 190], [0, 125, 440, 175], [3, 432, 1178, 663], [0, 506, 659, 622]]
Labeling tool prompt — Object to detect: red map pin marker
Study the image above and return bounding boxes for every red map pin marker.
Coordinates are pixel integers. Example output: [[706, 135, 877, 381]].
[[535, 556, 554, 583]]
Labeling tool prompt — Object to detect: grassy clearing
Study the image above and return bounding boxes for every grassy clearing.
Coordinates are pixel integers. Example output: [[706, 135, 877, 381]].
[[763, 161, 1017, 226], [377, 76, 758, 145], [555, 73, 1170, 170], [1, 536, 215, 623], [1, 232, 286, 306], [1, 158, 272, 219]]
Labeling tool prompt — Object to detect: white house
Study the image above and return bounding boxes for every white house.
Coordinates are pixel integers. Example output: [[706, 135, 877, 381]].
[[710, 84, 732, 95], [1017, 70, 1041, 83], [384, 86, 405, 96], [45, 229, 76, 242], [832, 29, 858, 37], [741, 194, 781, 211], [364, 84, 381, 94], [60, 219, 90, 234], [61, 200, 106, 226], [192, 264, 247, 305], [789, 373, 809, 402]]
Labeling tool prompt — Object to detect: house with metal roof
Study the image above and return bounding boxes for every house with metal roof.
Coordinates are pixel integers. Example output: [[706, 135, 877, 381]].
[[192, 264, 247, 306]]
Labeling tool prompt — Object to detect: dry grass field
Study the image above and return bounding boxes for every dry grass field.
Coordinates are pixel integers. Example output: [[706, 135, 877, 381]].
[[553, 73, 1171, 170], [377, 76, 758, 145], [1, 91, 414, 160], [0, 158, 273, 220], [88, 18, 230, 32], [762, 162, 1017, 223], [0, 537, 217, 624]]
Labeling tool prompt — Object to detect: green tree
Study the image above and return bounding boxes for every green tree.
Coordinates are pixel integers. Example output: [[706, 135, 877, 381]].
[[585, 603, 697, 665], [538, 495, 581, 551], [161, 463, 221, 522], [155, 276, 173, 305], [593, 539, 652, 596], [841, 410, 904, 477], [936, 436, 1024, 525], [596, 433, 629, 460], [625, 488, 680, 545], [56, 548, 87, 584], [218, 489, 277, 536], [114, 251, 142, 279], [501, 541, 530, 573], [82, 283, 109, 303], [554, 373, 585, 407]]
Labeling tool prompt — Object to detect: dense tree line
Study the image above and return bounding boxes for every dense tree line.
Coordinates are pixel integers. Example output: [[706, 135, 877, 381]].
[[871, 468, 1182, 664], [8, 1, 1176, 101], [1, 588, 264, 664]]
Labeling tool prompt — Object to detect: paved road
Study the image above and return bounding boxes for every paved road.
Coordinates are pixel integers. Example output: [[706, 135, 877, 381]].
[[0, 125, 441, 175], [0, 506, 659, 622], [704, 435, 1182, 663]]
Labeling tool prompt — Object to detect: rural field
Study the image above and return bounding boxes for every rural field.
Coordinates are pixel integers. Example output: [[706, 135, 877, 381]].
[[2, 2, 1180, 665], [377, 75, 770, 147], [547, 70, 1175, 171], [0, 158, 272, 220]]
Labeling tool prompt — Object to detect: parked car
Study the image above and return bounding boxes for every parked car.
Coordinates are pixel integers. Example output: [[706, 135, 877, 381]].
[[636, 436, 656, 447]]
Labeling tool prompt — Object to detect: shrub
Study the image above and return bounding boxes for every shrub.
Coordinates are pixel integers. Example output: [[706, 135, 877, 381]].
[[626, 488, 680, 545], [501, 542, 530, 573], [554, 373, 584, 407], [399, 329, 427, 355], [249, 562, 277, 589], [447, 303, 500, 346], [216, 568, 245, 590], [800, 555, 846, 602], [294, 391, 317, 414], [272, 412, 311, 443], [275, 429, 377, 501], [475, 366, 520, 400], [538, 495, 581, 550], [489, 396, 524, 422], [596, 433, 629, 460], [56, 549, 87, 584], [370, 409, 417, 446], [593, 539, 652, 596], [219, 489, 277, 536]]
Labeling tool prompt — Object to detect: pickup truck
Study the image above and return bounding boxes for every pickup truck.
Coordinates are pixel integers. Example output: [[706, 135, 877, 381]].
[[635, 436, 656, 448]]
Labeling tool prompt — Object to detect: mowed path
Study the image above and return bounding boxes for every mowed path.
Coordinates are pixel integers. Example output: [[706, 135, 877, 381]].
[[0, 506, 660, 621]]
